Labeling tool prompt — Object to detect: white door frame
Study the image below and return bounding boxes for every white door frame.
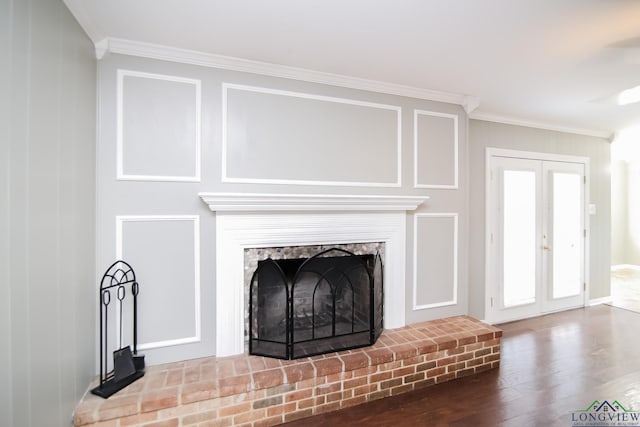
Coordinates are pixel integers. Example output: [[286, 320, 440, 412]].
[[484, 148, 591, 324]]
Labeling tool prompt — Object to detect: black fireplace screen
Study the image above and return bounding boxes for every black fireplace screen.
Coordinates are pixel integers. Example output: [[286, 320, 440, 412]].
[[249, 248, 383, 359]]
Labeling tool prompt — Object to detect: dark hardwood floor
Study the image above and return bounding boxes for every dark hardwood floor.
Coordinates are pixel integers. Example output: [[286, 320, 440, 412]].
[[281, 305, 640, 426]]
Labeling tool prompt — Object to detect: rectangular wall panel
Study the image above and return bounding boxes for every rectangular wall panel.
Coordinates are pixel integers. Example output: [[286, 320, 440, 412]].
[[413, 213, 458, 309], [118, 70, 201, 181], [116, 215, 201, 350], [223, 84, 401, 187], [414, 110, 458, 188]]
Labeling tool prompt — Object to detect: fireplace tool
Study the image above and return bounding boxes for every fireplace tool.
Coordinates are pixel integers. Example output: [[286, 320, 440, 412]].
[[91, 260, 145, 398]]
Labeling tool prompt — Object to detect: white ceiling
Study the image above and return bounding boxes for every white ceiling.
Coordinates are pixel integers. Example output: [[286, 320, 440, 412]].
[[64, 0, 640, 138]]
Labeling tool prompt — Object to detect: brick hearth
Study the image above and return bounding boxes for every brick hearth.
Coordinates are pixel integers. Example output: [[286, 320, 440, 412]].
[[73, 316, 502, 427]]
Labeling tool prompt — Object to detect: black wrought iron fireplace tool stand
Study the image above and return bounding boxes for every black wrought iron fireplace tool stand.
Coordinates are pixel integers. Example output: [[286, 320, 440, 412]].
[[91, 260, 145, 398]]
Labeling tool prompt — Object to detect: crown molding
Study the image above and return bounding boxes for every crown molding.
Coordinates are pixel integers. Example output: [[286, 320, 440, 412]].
[[462, 96, 480, 114], [470, 111, 613, 140], [101, 38, 467, 106], [198, 193, 428, 212]]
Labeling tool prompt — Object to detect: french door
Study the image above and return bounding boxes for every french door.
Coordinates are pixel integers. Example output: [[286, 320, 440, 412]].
[[487, 151, 586, 323]]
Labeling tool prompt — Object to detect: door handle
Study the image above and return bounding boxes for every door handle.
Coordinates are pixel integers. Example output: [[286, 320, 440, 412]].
[[543, 245, 552, 251]]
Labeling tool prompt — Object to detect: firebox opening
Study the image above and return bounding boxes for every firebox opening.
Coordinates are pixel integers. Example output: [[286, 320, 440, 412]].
[[249, 248, 383, 359]]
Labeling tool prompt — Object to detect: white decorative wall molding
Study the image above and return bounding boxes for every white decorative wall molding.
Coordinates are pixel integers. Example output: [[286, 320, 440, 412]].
[[117, 69, 202, 182], [414, 110, 459, 189], [115, 215, 201, 350], [199, 192, 427, 212], [222, 83, 402, 187], [101, 37, 467, 106], [413, 213, 459, 310], [214, 211, 409, 357]]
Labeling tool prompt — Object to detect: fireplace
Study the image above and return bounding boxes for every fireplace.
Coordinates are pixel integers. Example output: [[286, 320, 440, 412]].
[[249, 248, 383, 359], [198, 192, 428, 357]]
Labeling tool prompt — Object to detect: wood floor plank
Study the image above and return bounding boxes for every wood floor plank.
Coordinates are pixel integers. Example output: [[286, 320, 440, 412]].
[[281, 305, 640, 426]]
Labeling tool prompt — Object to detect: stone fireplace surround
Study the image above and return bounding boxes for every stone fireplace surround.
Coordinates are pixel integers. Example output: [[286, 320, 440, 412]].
[[73, 194, 503, 426]]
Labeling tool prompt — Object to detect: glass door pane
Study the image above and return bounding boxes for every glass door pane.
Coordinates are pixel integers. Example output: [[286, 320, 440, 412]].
[[551, 172, 582, 298], [503, 170, 537, 307]]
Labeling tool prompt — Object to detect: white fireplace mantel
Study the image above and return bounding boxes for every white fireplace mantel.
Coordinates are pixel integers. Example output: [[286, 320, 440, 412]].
[[199, 192, 428, 357], [198, 192, 428, 212]]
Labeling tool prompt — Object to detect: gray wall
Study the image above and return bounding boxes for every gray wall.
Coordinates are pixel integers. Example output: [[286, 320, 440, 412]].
[[611, 160, 628, 265], [469, 120, 611, 319], [625, 162, 640, 264], [0, 0, 96, 425], [96, 53, 468, 364]]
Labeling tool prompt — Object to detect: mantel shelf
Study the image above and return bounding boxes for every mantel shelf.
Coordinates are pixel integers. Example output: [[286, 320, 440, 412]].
[[198, 192, 428, 212]]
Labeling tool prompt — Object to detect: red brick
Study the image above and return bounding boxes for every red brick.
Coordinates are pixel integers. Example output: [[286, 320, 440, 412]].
[[436, 356, 457, 367], [402, 355, 424, 366], [467, 358, 484, 368], [474, 348, 491, 357], [368, 389, 391, 401], [456, 335, 477, 345], [119, 412, 158, 426], [416, 361, 437, 372], [313, 358, 343, 377], [426, 367, 446, 378], [181, 409, 217, 425], [456, 352, 474, 362], [315, 382, 341, 396], [404, 372, 425, 384], [219, 402, 251, 417], [433, 336, 456, 351], [252, 369, 284, 390], [234, 408, 266, 424], [447, 362, 466, 373], [181, 381, 218, 403], [446, 346, 465, 356], [389, 344, 418, 360], [343, 377, 368, 390], [285, 388, 313, 403], [465, 342, 484, 352], [297, 397, 315, 409], [425, 351, 446, 361], [352, 366, 377, 377], [140, 388, 178, 413], [95, 394, 140, 421], [196, 417, 232, 427], [415, 340, 438, 354], [370, 371, 392, 383], [341, 353, 369, 371], [366, 348, 394, 365], [253, 396, 283, 410], [476, 332, 494, 342], [456, 367, 476, 378], [483, 338, 501, 347], [353, 384, 376, 396], [325, 372, 348, 383], [380, 378, 402, 390], [326, 391, 342, 403], [392, 366, 415, 378]]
